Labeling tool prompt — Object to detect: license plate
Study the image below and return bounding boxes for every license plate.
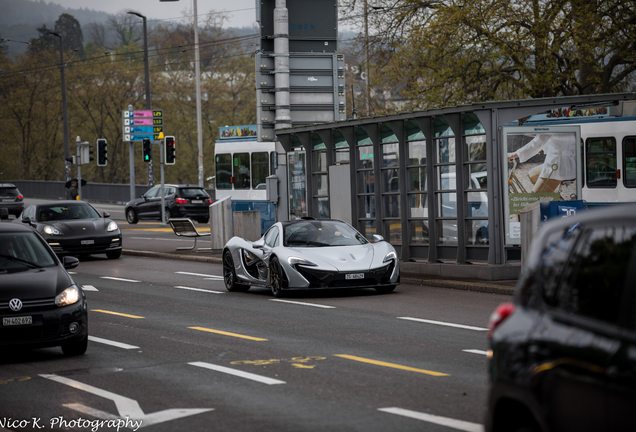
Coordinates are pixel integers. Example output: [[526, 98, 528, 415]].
[[345, 273, 364, 280], [192, 200, 203, 204], [3, 316, 32, 326], [81, 239, 94, 245]]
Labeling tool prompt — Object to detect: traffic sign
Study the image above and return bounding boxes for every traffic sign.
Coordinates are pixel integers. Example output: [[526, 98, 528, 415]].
[[122, 110, 164, 142]]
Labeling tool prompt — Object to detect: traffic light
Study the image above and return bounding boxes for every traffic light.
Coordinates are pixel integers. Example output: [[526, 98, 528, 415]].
[[97, 139, 107, 166], [80, 146, 94, 165], [142, 138, 152, 162], [165, 136, 175, 165]]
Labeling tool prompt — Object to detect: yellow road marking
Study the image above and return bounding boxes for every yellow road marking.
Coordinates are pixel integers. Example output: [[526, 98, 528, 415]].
[[334, 354, 449, 377], [91, 309, 145, 319], [189, 326, 268, 341]]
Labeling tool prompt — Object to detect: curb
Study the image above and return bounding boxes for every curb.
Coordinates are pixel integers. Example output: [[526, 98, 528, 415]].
[[122, 249, 515, 296]]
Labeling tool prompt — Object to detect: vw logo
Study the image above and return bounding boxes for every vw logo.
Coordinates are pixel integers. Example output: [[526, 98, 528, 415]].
[[9, 298, 23, 312]]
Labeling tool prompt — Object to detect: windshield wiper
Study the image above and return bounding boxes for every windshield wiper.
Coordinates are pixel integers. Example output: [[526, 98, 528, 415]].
[[0, 255, 43, 269], [287, 240, 330, 247]]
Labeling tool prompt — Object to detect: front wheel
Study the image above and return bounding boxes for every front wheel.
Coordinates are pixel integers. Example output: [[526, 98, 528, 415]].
[[61, 335, 88, 356], [164, 208, 173, 223], [375, 285, 396, 294], [223, 250, 250, 292], [269, 257, 286, 298], [126, 208, 138, 224]]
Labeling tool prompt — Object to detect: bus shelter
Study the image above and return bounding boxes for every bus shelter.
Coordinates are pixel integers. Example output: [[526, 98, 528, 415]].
[[274, 93, 636, 269]]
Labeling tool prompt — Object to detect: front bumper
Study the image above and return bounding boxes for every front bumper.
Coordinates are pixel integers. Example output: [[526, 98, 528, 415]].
[[47, 234, 122, 256], [290, 260, 400, 290], [0, 300, 88, 349]]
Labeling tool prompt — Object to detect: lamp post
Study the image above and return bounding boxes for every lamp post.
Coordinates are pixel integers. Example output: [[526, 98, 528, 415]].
[[47, 32, 72, 188], [128, 11, 154, 187]]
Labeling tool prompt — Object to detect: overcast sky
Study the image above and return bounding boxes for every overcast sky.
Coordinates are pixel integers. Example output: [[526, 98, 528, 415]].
[[50, 0, 259, 28]]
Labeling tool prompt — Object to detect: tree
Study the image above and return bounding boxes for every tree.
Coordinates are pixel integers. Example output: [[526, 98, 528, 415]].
[[54, 13, 85, 57], [340, 0, 636, 109]]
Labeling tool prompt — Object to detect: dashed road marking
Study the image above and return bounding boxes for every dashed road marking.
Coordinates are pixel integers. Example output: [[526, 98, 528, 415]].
[[100, 276, 141, 283], [398, 317, 488, 331], [269, 299, 336, 309], [82, 285, 98, 291], [176, 271, 223, 280], [189, 362, 285, 385], [189, 326, 267, 341], [91, 309, 145, 319], [463, 349, 488, 356], [174, 286, 225, 294], [334, 354, 449, 377], [378, 407, 483, 432], [89, 336, 139, 350]]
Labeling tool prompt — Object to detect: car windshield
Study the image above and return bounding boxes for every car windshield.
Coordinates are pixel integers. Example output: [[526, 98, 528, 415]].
[[0, 232, 56, 273], [38, 203, 101, 221], [283, 220, 369, 247], [179, 188, 209, 198]]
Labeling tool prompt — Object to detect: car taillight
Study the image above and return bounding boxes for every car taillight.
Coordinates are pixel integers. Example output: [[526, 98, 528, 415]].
[[17, 195, 23, 200], [206, 199, 213, 204], [175, 198, 188, 204], [488, 302, 515, 338]]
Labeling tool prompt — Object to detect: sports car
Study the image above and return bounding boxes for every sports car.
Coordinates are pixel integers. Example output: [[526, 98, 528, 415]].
[[222, 218, 400, 297], [13, 201, 122, 259]]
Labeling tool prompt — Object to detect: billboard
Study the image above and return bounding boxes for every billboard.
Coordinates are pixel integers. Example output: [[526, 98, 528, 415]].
[[503, 125, 582, 245]]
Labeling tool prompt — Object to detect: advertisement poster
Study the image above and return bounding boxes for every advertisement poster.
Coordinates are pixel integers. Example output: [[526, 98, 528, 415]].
[[503, 126, 582, 245], [288, 151, 307, 219]]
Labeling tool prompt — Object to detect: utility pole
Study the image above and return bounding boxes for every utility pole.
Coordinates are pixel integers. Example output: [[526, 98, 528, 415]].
[[193, 0, 204, 188], [364, 0, 370, 117]]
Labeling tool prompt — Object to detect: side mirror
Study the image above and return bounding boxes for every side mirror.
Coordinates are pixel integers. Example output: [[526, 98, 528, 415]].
[[62, 256, 80, 270], [21, 216, 31, 224], [372, 234, 385, 243], [103, 212, 111, 218], [252, 239, 265, 249]]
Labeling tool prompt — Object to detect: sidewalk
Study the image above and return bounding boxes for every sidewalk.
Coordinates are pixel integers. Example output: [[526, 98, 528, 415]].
[[121, 247, 517, 296]]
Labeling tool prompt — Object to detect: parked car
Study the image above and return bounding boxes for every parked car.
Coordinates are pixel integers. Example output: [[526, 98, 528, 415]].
[[485, 203, 636, 432], [223, 218, 400, 297], [0, 183, 24, 218], [125, 184, 212, 224], [0, 222, 88, 355], [14, 201, 122, 259]]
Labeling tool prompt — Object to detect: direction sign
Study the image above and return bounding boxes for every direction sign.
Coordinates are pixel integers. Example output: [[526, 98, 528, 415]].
[[122, 110, 163, 142]]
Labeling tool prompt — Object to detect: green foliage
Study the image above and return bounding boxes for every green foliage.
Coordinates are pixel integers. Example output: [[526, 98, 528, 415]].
[[0, 12, 256, 185]]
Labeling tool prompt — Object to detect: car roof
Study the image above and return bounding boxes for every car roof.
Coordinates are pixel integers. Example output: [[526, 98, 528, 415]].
[[35, 201, 91, 206], [0, 222, 35, 233], [0, 183, 17, 187]]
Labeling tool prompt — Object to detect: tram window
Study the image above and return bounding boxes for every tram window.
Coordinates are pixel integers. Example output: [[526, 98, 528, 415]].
[[215, 154, 232, 190], [586, 137, 617, 188], [270, 151, 277, 176], [624, 137, 636, 187], [252, 152, 269, 189], [234, 153, 250, 190]]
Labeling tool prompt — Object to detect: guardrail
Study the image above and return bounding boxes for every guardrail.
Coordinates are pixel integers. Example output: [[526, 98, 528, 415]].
[[5, 181, 215, 205]]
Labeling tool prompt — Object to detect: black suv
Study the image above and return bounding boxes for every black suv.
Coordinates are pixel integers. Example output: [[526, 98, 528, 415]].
[[0, 183, 24, 217], [125, 184, 212, 224], [486, 204, 636, 432]]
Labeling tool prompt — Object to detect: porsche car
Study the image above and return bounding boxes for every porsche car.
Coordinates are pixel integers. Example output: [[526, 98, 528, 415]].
[[14, 201, 122, 259], [222, 218, 400, 297]]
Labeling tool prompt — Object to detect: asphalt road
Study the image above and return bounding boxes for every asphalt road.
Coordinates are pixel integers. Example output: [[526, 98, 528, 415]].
[[1, 252, 507, 432]]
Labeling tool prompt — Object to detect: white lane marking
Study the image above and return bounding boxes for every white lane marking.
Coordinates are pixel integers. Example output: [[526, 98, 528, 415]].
[[41, 374, 212, 426], [269, 299, 336, 309], [176, 271, 224, 280], [89, 336, 139, 350], [63, 403, 117, 420], [189, 361, 286, 385], [398, 317, 488, 332], [463, 349, 488, 356], [82, 285, 98, 291], [100, 276, 141, 283], [68, 271, 77, 274], [174, 286, 225, 294], [379, 407, 484, 432]]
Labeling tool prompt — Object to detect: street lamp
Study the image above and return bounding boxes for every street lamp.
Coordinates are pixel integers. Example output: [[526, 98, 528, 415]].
[[47, 32, 72, 188], [128, 10, 154, 188]]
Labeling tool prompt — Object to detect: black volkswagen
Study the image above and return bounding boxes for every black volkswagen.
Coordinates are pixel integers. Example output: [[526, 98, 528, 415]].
[[0, 223, 88, 355]]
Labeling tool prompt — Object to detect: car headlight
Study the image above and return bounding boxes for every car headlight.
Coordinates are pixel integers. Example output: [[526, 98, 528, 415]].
[[55, 285, 80, 307], [107, 221, 119, 232], [288, 257, 317, 267], [383, 251, 397, 263], [43, 225, 62, 235]]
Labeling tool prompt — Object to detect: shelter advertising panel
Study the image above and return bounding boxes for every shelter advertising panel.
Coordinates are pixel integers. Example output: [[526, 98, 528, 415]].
[[502, 126, 582, 245]]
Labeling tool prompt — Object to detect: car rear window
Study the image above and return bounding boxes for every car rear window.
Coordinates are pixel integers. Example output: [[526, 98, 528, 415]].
[[179, 188, 209, 198], [0, 187, 19, 196]]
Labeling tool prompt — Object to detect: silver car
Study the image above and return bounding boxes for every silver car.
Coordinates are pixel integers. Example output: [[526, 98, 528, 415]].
[[222, 218, 400, 297]]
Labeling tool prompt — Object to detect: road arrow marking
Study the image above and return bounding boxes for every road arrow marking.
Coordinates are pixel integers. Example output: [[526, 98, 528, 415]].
[[189, 362, 285, 385], [379, 407, 483, 432], [40, 374, 212, 427]]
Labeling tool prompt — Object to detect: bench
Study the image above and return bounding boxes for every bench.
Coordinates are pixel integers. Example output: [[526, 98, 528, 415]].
[[168, 218, 211, 251]]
